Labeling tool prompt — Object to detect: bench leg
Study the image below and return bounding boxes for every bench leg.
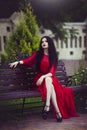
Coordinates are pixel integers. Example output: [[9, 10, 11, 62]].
[[21, 98, 26, 114]]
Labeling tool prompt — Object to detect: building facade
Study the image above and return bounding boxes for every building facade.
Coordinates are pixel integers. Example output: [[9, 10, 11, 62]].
[[0, 12, 21, 53]]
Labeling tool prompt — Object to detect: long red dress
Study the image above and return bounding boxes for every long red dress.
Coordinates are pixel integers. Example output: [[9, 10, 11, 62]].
[[23, 52, 79, 119]]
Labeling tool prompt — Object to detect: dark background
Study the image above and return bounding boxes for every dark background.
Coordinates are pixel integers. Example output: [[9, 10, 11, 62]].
[[0, 0, 87, 22]]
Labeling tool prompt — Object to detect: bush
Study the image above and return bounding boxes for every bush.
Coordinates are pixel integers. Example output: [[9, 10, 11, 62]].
[[4, 1, 40, 62]]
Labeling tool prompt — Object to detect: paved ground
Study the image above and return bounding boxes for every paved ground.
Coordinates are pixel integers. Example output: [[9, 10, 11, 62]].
[[0, 111, 87, 130]]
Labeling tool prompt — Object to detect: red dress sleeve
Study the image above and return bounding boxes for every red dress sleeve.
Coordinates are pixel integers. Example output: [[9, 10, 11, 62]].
[[49, 64, 56, 75], [23, 52, 37, 66]]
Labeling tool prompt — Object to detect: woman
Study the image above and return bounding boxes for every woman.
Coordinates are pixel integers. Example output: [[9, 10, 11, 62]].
[[9, 36, 79, 122]]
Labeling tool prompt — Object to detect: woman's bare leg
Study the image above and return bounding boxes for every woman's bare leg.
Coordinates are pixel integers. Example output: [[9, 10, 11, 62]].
[[44, 77, 52, 111], [42, 77, 62, 121], [51, 84, 62, 117], [44, 76, 61, 115]]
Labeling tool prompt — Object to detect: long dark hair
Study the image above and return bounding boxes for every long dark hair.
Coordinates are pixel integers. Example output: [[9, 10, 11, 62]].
[[36, 36, 58, 72]]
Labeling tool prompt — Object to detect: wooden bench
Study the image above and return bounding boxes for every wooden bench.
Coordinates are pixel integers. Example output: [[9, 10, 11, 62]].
[[0, 61, 87, 113]]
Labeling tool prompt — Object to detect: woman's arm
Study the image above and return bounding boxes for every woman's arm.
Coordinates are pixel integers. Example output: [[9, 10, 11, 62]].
[[9, 60, 23, 68], [9, 52, 37, 68]]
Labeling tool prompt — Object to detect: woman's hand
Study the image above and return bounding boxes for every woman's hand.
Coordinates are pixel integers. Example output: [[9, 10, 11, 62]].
[[36, 75, 45, 86], [9, 61, 19, 68], [36, 73, 52, 86]]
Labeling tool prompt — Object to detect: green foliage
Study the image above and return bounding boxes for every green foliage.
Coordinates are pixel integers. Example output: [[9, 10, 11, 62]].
[[73, 68, 85, 85], [0, 53, 8, 64], [69, 27, 79, 38], [73, 66, 87, 86], [4, 0, 40, 62], [68, 65, 87, 86], [53, 22, 68, 40]]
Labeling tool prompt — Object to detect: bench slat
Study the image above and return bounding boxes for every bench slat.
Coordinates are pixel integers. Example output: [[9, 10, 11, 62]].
[[0, 90, 41, 101], [68, 85, 87, 92]]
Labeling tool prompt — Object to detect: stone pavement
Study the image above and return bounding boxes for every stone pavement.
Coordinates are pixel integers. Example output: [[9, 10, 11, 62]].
[[0, 111, 87, 130]]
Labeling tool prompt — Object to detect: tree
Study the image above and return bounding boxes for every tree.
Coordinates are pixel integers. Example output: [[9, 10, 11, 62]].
[[4, 0, 40, 62], [29, 0, 87, 40]]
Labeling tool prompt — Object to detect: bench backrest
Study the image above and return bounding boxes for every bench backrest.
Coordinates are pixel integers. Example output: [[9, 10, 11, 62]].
[[0, 60, 67, 92]]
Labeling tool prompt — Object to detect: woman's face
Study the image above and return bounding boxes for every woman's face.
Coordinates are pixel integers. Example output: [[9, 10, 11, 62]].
[[41, 38, 49, 49]]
